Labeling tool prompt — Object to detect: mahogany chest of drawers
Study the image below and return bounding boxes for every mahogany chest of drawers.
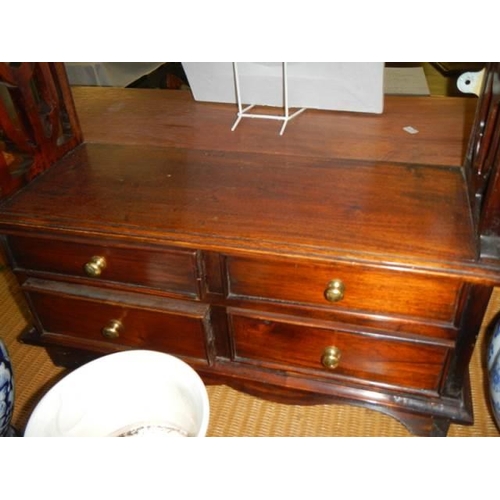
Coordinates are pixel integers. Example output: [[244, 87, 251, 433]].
[[2, 65, 500, 436]]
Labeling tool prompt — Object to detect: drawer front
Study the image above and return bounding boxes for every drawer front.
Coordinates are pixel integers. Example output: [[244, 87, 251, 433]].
[[9, 235, 199, 297], [226, 256, 461, 322], [24, 281, 210, 361], [229, 309, 447, 392]]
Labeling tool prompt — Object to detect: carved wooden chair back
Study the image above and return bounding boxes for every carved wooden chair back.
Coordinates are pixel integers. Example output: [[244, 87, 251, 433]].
[[0, 62, 82, 198]]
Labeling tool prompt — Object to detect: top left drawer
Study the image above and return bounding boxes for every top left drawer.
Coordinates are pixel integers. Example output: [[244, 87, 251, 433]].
[[6, 235, 200, 298]]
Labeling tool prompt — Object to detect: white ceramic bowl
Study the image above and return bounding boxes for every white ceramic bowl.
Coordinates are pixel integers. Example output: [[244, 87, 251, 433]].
[[25, 350, 209, 437]]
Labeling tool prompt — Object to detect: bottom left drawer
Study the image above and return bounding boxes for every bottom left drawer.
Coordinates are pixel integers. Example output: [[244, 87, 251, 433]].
[[22, 278, 211, 362]]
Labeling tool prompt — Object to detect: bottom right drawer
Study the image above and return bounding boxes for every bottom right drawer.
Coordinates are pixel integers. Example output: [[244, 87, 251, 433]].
[[228, 308, 449, 393]]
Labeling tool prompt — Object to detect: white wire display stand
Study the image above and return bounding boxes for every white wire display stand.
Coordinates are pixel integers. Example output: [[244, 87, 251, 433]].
[[231, 62, 306, 136]]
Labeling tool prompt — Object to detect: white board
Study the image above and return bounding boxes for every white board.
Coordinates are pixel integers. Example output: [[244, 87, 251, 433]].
[[182, 62, 384, 114]]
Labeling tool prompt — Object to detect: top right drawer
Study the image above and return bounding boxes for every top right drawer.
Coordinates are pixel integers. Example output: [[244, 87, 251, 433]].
[[225, 255, 462, 323]]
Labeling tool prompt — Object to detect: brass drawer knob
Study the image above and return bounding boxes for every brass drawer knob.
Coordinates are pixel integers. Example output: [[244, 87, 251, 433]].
[[324, 279, 345, 303], [84, 255, 106, 277], [101, 319, 123, 339], [321, 346, 341, 369]]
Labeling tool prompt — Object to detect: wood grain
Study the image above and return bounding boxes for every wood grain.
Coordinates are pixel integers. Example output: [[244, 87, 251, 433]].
[[72, 87, 476, 167], [0, 142, 477, 269]]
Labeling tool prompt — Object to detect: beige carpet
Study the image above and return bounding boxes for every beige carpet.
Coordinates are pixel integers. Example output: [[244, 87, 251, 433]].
[[1, 255, 499, 437], [384, 67, 431, 96]]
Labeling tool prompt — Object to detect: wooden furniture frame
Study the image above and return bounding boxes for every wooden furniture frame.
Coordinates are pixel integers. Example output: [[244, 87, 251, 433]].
[[1, 62, 499, 436]]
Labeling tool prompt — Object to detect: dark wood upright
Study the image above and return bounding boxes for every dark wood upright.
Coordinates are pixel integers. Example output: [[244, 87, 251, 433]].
[[465, 63, 500, 257], [1, 62, 500, 436]]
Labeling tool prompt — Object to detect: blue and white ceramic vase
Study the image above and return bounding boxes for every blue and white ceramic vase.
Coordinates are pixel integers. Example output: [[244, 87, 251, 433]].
[[487, 321, 500, 430], [0, 339, 16, 437]]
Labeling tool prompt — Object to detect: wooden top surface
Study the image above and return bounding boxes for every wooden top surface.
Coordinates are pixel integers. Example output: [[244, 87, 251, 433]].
[[72, 87, 477, 167], [0, 87, 484, 274]]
